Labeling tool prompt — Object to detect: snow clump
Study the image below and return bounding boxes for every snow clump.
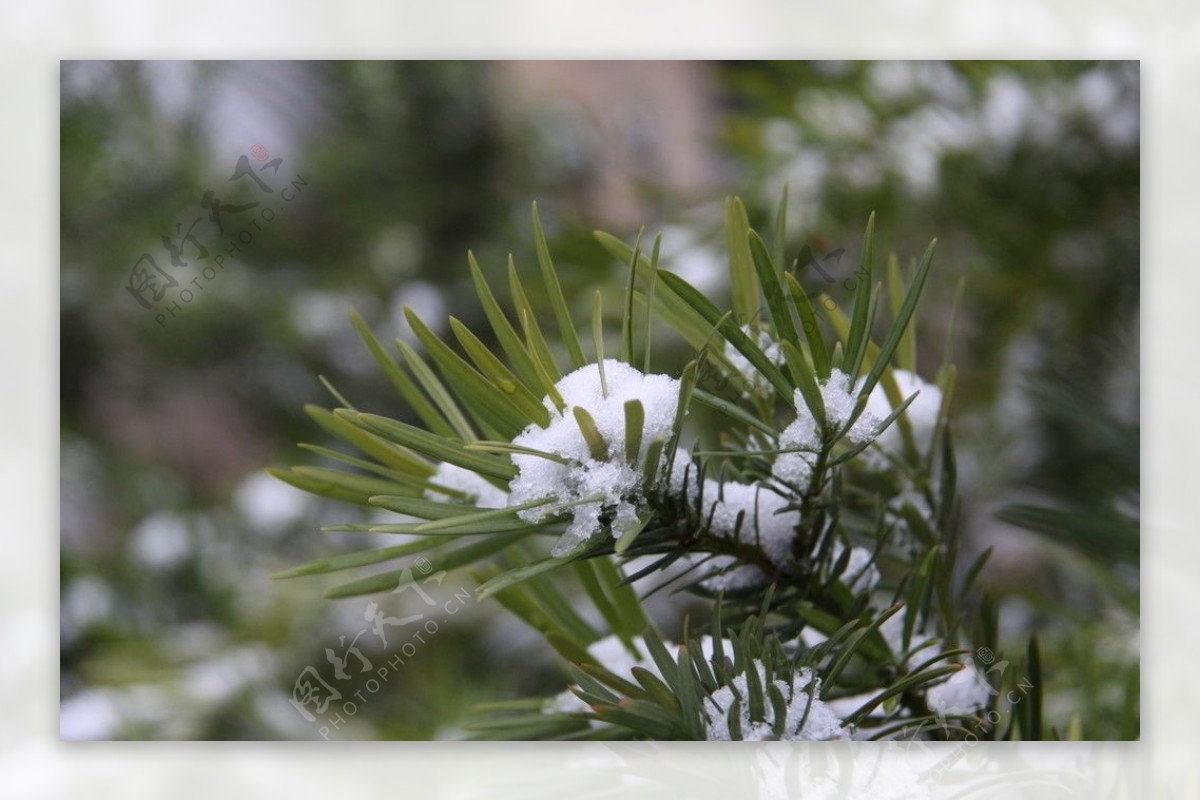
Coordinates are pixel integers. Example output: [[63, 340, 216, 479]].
[[862, 369, 943, 462], [425, 462, 509, 508], [880, 609, 990, 718], [722, 325, 786, 394], [545, 634, 663, 715], [702, 662, 848, 741], [546, 634, 735, 719], [508, 360, 681, 556], [925, 658, 992, 717], [773, 369, 882, 488], [683, 478, 879, 594]]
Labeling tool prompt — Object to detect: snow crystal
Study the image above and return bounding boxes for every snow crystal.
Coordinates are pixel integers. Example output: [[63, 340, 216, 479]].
[[547, 631, 850, 740], [508, 360, 681, 556], [691, 540, 879, 596], [926, 658, 991, 717], [703, 661, 848, 741], [807, 610, 989, 735], [823, 369, 881, 442], [773, 409, 819, 487], [425, 462, 509, 508], [822, 689, 879, 722]]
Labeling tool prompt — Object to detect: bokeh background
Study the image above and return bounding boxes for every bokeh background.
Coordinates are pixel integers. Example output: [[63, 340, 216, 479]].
[[59, 60, 1139, 740]]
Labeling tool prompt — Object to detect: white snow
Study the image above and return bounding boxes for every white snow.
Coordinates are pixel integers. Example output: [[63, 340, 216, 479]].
[[692, 540, 879, 595], [773, 409, 820, 487], [681, 478, 795, 592], [702, 661, 848, 741], [926, 658, 992, 717], [684, 553, 768, 592], [591, 634, 661, 680], [673, 363, 893, 594], [885, 486, 936, 547], [544, 634, 664, 716], [425, 462, 509, 508], [802, 607, 976, 739], [60, 576, 114, 637], [982, 73, 1037, 150], [699, 479, 798, 566], [508, 360, 681, 556], [695, 634, 736, 665], [546, 633, 739, 722], [833, 543, 881, 595], [684, 472, 879, 595], [723, 325, 786, 395], [661, 447, 696, 497], [823, 369, 882, 441], [660, 224, 728, 297], [774, 369, 881, 487], [880, 608, 990, 718], [546, 688, 597, 717], [867, 61, 917, 104], [880, 611, 941, 671], [863, 369, 943, 461]]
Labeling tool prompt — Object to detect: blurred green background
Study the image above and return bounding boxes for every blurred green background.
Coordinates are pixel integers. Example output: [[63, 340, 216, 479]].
[[59, 60, 1138, 740]]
